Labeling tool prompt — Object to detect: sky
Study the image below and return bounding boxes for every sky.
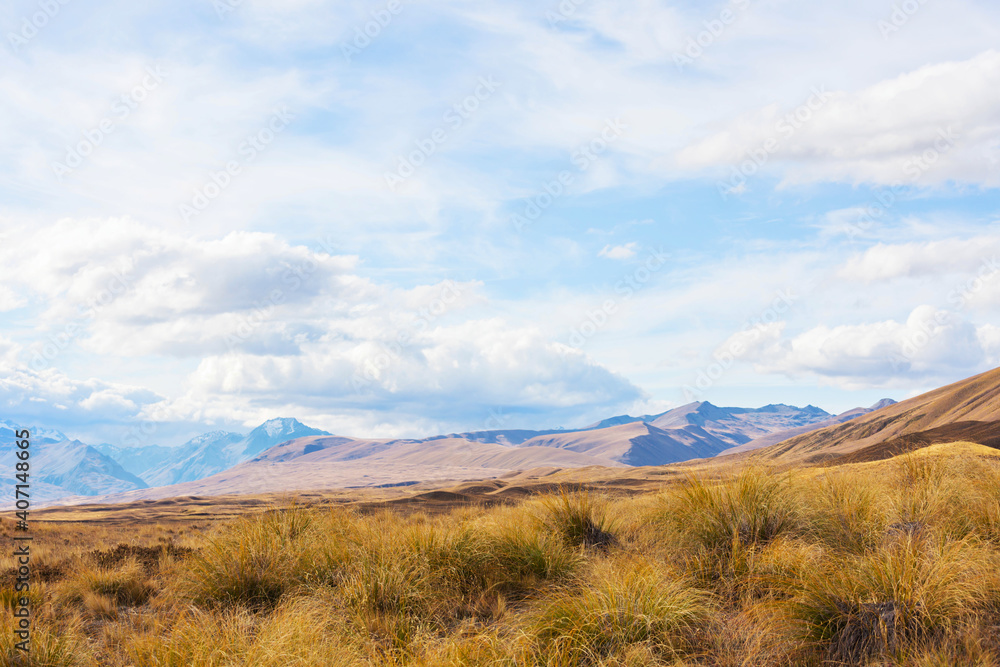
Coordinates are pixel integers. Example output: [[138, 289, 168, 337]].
[[1, 0, 999, 447]]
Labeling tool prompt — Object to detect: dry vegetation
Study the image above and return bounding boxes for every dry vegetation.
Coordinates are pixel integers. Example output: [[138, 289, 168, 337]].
[[3, 442, 1000, 666]]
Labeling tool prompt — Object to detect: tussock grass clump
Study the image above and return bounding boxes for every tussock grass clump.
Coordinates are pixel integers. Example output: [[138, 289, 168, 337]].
[[537, 488, 618, 550], [786, 534, 991, 664], [660, 467, 801, 597], [81, 591, 118, 619], [243, 592, 368, 667], [126, 606, 254, 666], [670, 467, 798, 555], [0, 584, 44, 612], [965, 459, 1000, 545], [339, 508, 584, 658], [897, 621, 1000, 667], [340, 548, 430, 620], [804, 471, 887, 554], [184, 505, 322, 609], [0, 612, 92, 667], [57, 558, 156, 613], [480, 504, 583, 588], [887, 454, 954, 536], [525, 557, 710, 665]]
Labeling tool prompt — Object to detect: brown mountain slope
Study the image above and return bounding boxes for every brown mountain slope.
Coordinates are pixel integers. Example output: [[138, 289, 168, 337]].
[[757, 367, 1000, 463], [519, 421, 730, 465], [826, 421, 1000, 465], [719, 399, 897, 456]]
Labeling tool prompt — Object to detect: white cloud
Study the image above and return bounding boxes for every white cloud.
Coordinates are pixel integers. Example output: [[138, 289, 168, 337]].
[[0, 218, 645, 438], [677, 50, 1000, 187], [146, 319, 645, 436], [0, 274, 25, 312], [978, 324, 1000, 366], [0, 356, 161, 431], [744, 306, 988, 388], [839, 237, 1000, 282], [598, 242, 638, 260], [719, 321, 786, 361], [0, 218, 365, 357]]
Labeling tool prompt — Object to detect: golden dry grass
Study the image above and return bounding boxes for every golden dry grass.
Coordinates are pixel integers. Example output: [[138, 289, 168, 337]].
[[2, 441, 1000, 666]]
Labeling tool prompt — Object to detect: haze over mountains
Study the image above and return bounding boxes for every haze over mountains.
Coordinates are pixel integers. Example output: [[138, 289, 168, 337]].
[[95, 418, 331, 488], [26, 363, 1000, 508], [0, 418, 330, 506], [2, 397, 903, 507]]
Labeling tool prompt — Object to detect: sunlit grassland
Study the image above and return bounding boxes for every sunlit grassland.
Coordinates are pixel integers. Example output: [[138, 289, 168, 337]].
[[3, 441, 1000, 666]]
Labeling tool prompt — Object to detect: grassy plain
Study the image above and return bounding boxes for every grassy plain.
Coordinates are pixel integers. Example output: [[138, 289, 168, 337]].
[[3, 442, 1000, 666]]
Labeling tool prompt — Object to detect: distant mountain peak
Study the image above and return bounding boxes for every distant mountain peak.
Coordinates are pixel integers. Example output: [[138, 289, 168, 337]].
[[186, 430, 243, 447], [870, 398, 898, 410], [255, 417, 312, 437], [239, 418, 331, 460]]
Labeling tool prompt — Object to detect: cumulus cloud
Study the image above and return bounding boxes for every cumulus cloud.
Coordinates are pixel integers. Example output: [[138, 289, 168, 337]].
[[145, 319, 645, 436], [677, 50, 1000, 188], [741, 307, 988, 388], [839, 237, 1000, 282], [0, 218, 366, 357], [0, 218, 645, 438], [0, 350, 162, 432]]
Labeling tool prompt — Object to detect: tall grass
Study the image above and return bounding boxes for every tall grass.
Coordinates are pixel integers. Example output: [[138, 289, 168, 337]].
[[183, 505, 326, 609], [536, 487, 618, 549], [525, 556, 709, 665], [804, 470, 887, 553], [786, 534, 992, 664], [0, 612, 91, 667], [11, 443, 1000, 666], [669, 467, 798, 555]]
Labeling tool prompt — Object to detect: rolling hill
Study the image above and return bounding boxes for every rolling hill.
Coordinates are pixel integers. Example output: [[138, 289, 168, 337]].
[[757, 368, 1000, 463]]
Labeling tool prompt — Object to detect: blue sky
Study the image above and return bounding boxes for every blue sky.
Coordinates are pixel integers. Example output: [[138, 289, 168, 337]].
[[1, 0, 999, 446]]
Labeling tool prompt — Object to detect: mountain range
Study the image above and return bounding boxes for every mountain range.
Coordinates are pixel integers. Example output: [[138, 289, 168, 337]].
[[1, 398, 897, 507], [0, 418, 330, 506]]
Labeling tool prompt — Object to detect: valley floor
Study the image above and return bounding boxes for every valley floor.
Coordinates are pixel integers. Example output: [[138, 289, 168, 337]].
[[3, 441, 1000, 666]]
